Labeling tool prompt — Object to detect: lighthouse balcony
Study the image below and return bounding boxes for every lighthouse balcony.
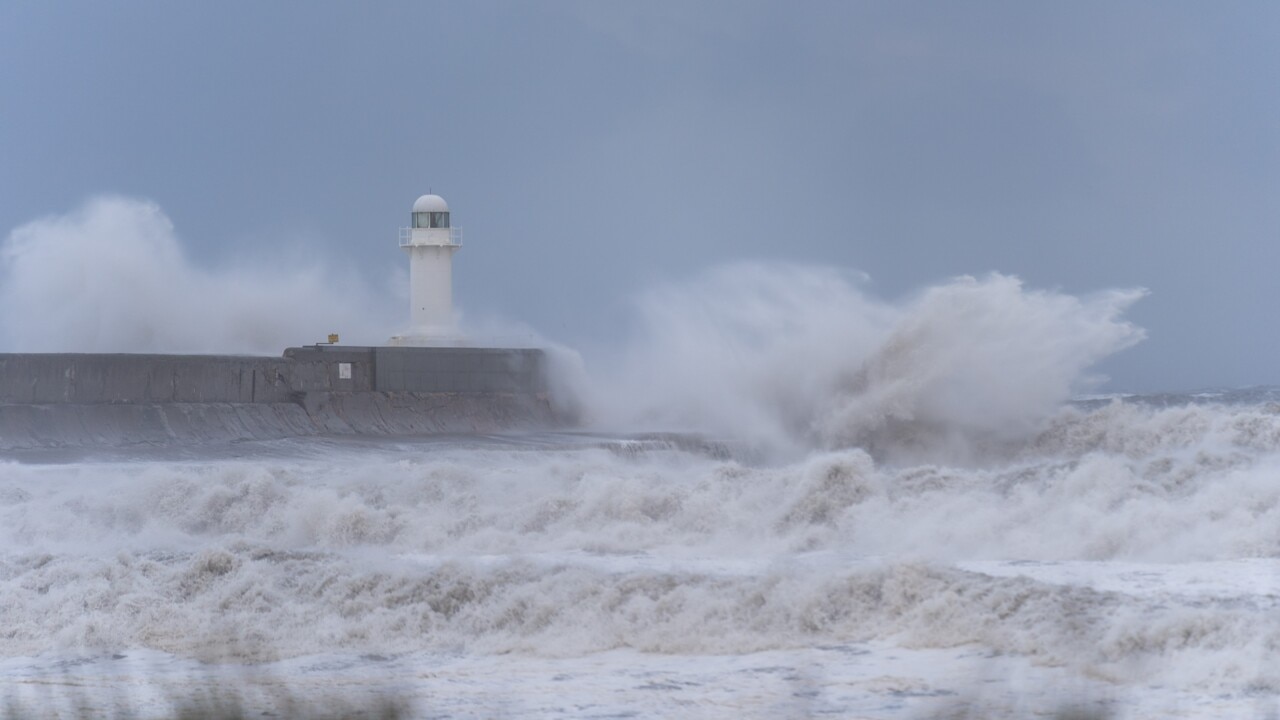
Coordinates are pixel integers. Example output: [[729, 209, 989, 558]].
[[400, 227, 462, 247]]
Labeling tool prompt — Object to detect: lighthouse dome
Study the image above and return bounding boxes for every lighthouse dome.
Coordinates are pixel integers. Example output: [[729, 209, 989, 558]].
[[411, 194, 451, 229], [412, 194, 449, 213]]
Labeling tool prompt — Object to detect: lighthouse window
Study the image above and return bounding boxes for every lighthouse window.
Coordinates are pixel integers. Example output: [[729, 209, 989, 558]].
[[412, 211, 450, 228]]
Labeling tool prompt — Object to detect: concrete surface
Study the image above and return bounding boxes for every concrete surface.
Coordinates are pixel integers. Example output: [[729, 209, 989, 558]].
[[0, 346, 559, 449]]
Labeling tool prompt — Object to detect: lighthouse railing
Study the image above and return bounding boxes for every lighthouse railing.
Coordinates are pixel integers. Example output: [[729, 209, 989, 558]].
[[399, 227, 463, 247]]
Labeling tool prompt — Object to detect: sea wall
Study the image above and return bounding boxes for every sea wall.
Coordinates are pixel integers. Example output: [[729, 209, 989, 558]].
[[0, 346, 557, 450], [0, 346, 548, 404], [0, 353, 293, 404]]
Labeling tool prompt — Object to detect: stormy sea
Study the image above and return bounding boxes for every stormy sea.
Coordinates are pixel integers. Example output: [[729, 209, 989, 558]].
[[2, 257, 1278, 718], [3, 392, 1280, 718]]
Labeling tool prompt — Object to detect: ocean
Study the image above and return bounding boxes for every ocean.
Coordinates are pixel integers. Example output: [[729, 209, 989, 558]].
[[2, 389, 1279, 718]]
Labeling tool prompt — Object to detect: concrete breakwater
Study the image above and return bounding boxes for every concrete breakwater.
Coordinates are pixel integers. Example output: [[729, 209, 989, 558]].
[[0, 346, 560, 450]]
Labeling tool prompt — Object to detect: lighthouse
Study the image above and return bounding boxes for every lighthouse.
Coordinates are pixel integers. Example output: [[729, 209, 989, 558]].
[[390, 193, 462, 346]]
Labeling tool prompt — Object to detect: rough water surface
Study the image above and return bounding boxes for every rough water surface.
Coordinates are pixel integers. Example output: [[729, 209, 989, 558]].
[[2, 392, 1280, 717]]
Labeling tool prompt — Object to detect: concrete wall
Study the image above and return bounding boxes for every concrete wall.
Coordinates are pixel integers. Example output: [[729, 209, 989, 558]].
[[373, 347, 547, 393], [0, 346, 548, 405], [0, 392, 559, 450], [282, 347, 378, 393], [0, 346, 559, 449], [0, 354, 293, 404]]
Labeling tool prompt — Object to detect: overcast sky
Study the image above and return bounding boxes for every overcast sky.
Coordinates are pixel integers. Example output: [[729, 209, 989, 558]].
[[2, 1, 1277, 392]]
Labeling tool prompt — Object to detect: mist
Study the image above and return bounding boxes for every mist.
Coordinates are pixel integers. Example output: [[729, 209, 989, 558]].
[[592, 263, 1146, 462], [0, 197, 397, 354]]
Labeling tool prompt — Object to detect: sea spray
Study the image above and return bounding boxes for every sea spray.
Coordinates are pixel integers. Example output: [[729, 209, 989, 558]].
[[593, 263, 1144, 462], [0, 197, 396, 353]]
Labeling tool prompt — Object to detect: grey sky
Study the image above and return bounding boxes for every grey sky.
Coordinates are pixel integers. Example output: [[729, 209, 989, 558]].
[[2, 1, 1277, 392]]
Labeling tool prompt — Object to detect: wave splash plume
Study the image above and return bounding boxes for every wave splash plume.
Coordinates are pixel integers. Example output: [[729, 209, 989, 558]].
[[0, 197, 393, 354], [600, 263, 1145, 463]]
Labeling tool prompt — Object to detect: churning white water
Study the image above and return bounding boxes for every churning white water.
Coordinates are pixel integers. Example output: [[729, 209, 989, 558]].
[[2, 202, 1278, 716], [3, 397, 1280, 717]]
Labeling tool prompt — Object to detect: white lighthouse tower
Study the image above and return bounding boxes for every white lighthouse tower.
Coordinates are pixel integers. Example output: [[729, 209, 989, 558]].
[[389, 193, 462, 346]]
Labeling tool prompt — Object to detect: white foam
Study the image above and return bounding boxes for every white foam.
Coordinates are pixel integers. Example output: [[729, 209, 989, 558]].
[[3, 400, 1280, 714]]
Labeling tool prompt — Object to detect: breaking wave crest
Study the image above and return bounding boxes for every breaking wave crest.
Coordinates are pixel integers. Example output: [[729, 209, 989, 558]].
[[596, 264, 1146, 462], [6, 546, 1273, 692]]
